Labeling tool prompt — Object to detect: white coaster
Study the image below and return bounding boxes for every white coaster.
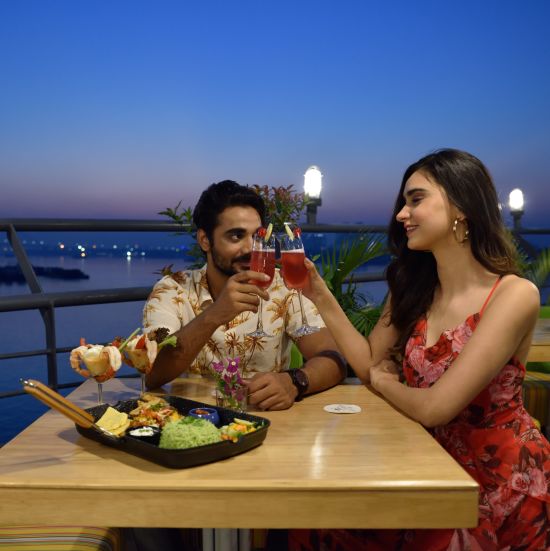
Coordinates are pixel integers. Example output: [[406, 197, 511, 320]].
[[323, 403, 362, 414]]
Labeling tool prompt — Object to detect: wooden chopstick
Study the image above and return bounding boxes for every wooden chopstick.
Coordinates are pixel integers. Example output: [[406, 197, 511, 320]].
[[21, 379, 95, 429]]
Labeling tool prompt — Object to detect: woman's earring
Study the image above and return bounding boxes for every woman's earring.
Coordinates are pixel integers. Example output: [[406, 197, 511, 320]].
[[452, 218, 469, 244]]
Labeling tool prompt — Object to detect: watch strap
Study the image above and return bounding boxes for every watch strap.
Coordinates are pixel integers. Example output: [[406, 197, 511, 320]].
[[286, 368, 308, 401]]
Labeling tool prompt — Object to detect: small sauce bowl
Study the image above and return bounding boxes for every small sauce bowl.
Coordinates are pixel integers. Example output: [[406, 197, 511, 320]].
[[188, 407, 220, 426], [127, 425, 161, 445]]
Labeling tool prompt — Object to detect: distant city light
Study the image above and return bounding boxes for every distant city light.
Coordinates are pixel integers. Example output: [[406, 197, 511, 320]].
[[59, 243, 65, 249], [80, 252, 86, 258], [113, 245, 118, 249]]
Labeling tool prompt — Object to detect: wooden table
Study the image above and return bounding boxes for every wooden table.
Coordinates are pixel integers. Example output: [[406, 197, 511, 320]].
[[0, 377, 478, 529], [527, 318, 550, 363]]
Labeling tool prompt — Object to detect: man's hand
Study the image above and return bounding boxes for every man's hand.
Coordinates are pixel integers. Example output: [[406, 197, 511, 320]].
[[210, 271, 270, 325], [246, 372, 298, 410]]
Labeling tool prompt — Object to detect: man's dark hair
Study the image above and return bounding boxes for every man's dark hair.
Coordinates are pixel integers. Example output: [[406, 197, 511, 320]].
[[192, 180, 266, 243]]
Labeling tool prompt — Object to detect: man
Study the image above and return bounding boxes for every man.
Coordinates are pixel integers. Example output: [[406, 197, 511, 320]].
[[143, 180, 346, 410]]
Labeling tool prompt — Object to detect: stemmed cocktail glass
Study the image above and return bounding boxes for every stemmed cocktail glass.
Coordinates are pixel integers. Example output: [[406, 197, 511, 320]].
[[69, 340, 122, 405], [247, 225, 276, 338], [280, 223, 320, 338]]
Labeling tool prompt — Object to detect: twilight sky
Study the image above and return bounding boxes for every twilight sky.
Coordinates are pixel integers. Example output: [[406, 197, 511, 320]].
[[1, 0, 549, 226]]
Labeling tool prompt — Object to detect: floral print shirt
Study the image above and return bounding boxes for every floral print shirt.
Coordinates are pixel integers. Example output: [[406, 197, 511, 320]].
[[142, 265, 325, 376]]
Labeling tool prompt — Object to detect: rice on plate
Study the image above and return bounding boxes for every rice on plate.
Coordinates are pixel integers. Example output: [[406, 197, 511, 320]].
[[159, 416, 221, 449]]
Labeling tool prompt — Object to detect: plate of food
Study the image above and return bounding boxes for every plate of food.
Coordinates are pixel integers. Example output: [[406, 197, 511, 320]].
[[76, 393, 270, 468]]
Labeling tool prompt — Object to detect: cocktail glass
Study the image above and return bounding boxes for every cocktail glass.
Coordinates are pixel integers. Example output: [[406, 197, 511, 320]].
[[95, 379, 105, 405], [247, 227, 276, 338], [280, 224, 320, 338], [70, 342, 121, 405]]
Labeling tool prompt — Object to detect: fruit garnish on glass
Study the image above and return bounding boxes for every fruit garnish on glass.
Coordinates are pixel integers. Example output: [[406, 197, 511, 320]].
[[280, 223, 320, 338], [70, 338, 122, 404], [117, 327, 177, 395], [247, 223, 276, 339]]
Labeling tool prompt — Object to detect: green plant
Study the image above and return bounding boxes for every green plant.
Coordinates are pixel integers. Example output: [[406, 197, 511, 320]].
[[522, 249, 550, 302], [158, 201, 204, 268], [159, 185, 309, 268], [158, 200, 194, 228], [251, 184, 307, 229], [319, 233, 387, 336]]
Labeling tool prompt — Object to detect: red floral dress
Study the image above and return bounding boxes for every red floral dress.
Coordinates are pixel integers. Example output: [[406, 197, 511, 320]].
[[290, 297, 550, 550]]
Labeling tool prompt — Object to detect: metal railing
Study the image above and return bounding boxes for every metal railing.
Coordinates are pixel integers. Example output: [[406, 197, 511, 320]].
[[2, 219, 549, 400], [0, 219, 390, 399]]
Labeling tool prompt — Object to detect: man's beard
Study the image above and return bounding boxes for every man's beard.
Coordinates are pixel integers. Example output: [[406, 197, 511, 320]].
[[211, 247, 250, 277]]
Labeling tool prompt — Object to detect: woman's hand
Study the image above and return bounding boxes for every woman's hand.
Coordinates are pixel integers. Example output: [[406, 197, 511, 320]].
[[369, 359, 400, 393], [301, 258, 331, 305]]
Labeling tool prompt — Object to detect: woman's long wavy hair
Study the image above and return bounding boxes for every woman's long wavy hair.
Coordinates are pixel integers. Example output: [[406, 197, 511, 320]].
[[386, 149, 520, 356]]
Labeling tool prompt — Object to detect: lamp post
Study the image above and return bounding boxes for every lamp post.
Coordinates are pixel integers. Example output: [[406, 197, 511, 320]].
[[508, 188, 524, 230], [304, 165, 323, 225]]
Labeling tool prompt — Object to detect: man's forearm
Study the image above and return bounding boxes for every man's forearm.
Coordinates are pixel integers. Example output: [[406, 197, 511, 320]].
[[301, 355, 346, 396], [145, 309, 220, 389]]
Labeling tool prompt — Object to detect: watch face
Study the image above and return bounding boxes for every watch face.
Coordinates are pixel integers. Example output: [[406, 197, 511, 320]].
[[293, 369, 308, 390], [290, 369, 308, 401]]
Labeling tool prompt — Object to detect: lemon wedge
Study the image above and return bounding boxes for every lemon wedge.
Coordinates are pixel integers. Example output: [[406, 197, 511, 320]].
[[284, 223, 294, 240], [264, 223, 273, 241], [233, 418, 254, 426]]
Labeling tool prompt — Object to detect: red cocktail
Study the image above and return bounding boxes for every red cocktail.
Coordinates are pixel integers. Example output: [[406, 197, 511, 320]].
[[280, 224, 320, 338], [250, 249, 276, 289], [247, 226, 276, 339], [281, 250, 307, 289]]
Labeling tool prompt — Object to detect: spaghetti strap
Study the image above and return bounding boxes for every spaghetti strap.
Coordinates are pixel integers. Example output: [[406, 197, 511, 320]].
[[480, 276, 503, 316]]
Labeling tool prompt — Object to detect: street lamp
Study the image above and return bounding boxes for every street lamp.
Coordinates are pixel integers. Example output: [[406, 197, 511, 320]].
[[508, 188, 524, 230], [304, 165, 323, 225]]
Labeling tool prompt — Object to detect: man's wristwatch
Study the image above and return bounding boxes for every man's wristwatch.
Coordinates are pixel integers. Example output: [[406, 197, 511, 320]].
[[286, 368, 309, 402]]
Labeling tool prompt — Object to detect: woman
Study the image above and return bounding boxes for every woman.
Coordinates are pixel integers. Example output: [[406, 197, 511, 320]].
[[291, 149, 550, 550]]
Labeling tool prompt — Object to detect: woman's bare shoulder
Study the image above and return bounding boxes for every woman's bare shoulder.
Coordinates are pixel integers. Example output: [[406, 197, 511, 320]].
[[493, 274, 540, 312]]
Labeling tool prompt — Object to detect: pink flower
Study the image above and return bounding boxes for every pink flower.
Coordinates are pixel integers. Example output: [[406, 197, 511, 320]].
[[449, 323, 473, 354], [210, 357, 245, 404], [486, 484, 522, 523], [527, 468, 547, 497], [406, 347, 424, 373], [510, 472, 530, 493], [420, 355, 449, 386], [488, 378, 516, 406], [227, 359, 239, 374]]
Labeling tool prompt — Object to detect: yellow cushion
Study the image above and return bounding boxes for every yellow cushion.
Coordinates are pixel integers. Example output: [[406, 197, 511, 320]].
[[0, 526, 121, 551]]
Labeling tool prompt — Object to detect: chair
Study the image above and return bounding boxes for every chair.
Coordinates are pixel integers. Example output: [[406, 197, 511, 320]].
[[0, 526, 121, 550]]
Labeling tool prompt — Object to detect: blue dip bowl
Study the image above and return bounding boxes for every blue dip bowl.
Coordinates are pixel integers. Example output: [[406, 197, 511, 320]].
[[188, 407, 220, 426]]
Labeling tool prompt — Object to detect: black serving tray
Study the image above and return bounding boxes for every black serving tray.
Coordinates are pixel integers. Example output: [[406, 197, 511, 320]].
[[75, 395, 270, 469]]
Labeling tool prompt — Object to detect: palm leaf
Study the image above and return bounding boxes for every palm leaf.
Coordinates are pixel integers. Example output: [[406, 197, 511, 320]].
[[525, 248, 550, 290], [319, 233, 387, 335]]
